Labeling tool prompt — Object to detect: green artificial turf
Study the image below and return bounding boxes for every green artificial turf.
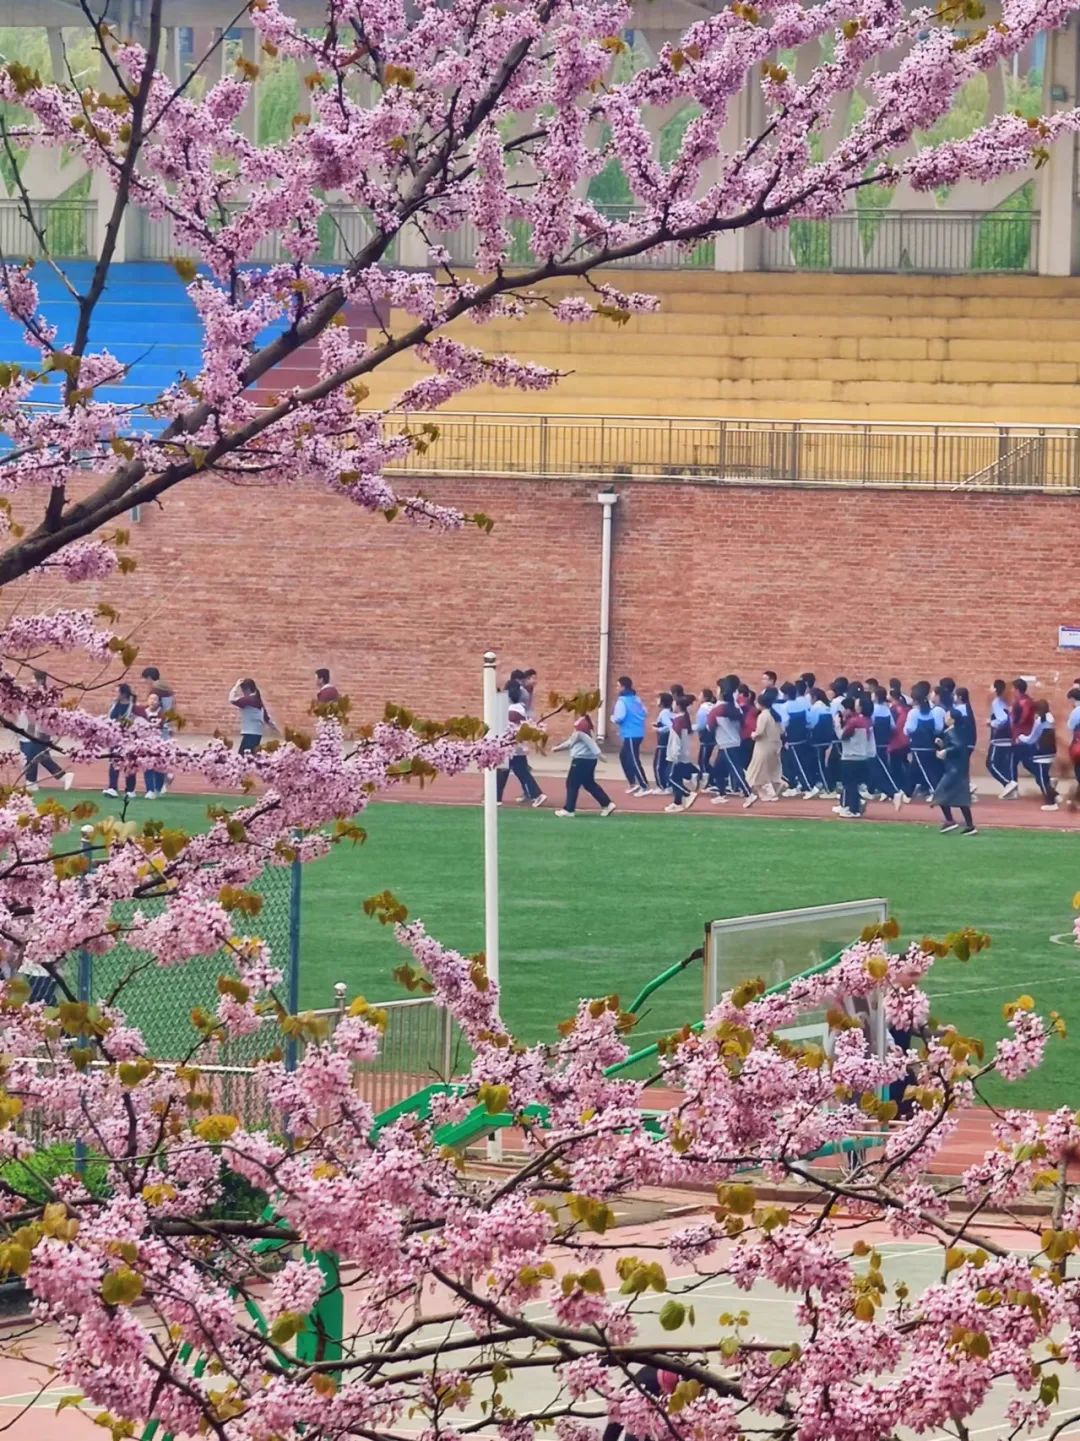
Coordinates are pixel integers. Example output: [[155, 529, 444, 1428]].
[[72, 791, 1080, 1110]]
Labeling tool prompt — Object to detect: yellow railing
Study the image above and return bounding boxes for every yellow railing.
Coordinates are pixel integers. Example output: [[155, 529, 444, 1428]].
[[382, 412, 1080, 493]]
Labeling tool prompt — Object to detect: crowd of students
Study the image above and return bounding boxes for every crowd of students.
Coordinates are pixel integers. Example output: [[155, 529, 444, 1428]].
[[606, 671, 1080, 830]]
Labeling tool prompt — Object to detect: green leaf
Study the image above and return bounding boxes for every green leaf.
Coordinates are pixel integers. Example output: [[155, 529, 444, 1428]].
[[658, 1299, 686, 1331]]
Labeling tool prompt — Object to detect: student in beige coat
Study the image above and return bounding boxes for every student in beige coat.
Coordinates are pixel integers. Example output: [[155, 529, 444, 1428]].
[[744, 689, 783, 809]]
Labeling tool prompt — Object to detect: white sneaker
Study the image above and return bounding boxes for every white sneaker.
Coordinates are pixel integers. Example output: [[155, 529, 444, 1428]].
[[664, 802, 682, 813], [683, 792, 698, 811], [626, 787, 641, 797], [710, 794, 729, 805], [838, 809, 859, 819], [102, 787, 119, 798], [62, 772, 74, 791], [600, 803, 617, 817], [531, 793, 547, 808], [870, 793, 886, 803], [781, 787, 803, 799], [1001, 780, 1019, 798], [892, 793, 903, 812], [25, 781, 38, 792], [157, 783, 168, 796], [554, 809, 574, 818], [125, 791, 136, 800], [742, 794, 758, 809], [858, 786, 871, 799], [1041, 802, 1060, 812], [831, 804, 846, 814], [142, 790, 158, 799], [901, 793, 911, 805], [804, 786, 821, 799]]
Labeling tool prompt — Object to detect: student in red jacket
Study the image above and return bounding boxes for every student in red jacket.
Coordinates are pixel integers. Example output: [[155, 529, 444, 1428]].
[[1003, 678, 1036, 798]]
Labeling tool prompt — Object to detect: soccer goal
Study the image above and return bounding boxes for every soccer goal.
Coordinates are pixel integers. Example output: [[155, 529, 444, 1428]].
[[703, 898, 890, 1056]]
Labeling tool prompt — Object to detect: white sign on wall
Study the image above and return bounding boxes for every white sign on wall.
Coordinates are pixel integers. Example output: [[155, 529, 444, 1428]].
[[1058, 625, 1080, 651]]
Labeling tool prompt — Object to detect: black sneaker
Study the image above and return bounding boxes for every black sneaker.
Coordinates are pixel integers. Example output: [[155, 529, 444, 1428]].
[[940, 823, 959, 833], [962, 826, 978, 836]]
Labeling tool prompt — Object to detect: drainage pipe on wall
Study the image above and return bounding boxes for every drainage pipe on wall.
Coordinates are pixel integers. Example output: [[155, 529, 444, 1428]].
[[595, 491, 619, 744]]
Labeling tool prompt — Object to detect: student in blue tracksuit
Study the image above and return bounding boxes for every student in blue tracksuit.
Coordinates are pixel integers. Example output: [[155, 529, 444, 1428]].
[[707, 686, 751, 801], [779, 680, 814, 796], [610, 675, 649, 795], [652, 691, 674, 795], [904, 681, 945, 796], [869, 687, 902, 809], [695, 688, 717, 788], [808, 687, 835, 796], [986, 678, 1014, 796]]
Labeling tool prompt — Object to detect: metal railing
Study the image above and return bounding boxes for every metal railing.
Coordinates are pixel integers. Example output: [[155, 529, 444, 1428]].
[[439, 206, 715, 271], [0, 198, 96, 259], [133, 203, 396, 265], [762, 209, 1039, 275], [316, 994, 456, 1114], [14, 401, 1080, 494], [19, 996, 455, 1138], [380, 412, 1080, 493]]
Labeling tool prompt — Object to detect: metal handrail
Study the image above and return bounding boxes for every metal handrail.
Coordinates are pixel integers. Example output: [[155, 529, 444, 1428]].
[[9, 404, 1080, 494]]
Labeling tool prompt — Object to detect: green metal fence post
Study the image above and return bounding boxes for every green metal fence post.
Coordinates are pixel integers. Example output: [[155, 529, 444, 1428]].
[[74, 825, 95, 1175], [286, 842, 302, 1073]]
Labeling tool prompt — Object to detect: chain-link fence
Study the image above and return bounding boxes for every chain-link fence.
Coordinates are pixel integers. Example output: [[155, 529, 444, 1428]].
[[58, 853, 458, 1130], [86, 858, 300, 1069]]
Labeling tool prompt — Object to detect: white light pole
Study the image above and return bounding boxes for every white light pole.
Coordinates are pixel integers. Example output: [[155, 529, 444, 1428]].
[[595, 491, 619, 743], [482, 650, 500, 991], [481, 651, 503, 1162]]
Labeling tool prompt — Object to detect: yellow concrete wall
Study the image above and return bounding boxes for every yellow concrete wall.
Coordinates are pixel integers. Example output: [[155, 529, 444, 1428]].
[[363, 271, 1080, 423]]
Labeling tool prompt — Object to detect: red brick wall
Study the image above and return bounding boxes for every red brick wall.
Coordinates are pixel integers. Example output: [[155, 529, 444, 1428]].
[[17, 477, 1080, 735]]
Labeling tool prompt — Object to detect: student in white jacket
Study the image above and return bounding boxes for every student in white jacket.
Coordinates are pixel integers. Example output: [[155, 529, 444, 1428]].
[[553, 715, 616, 818]]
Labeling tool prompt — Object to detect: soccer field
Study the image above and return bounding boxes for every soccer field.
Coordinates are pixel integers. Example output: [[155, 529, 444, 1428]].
[[80, 793, 1080, 1111]]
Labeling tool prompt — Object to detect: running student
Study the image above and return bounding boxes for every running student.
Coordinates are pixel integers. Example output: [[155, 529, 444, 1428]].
[[695, 688, 716, 786], [707, 685, 749, 803], [103, 682, 138, 799], [665, 694, 699, 813], [610, 676, 649, 795], [142, 693, 168, 799], [886, 682, 912, 801], [934, 708, 977, 835], [987, 679, 1014, 797], [780, 681, 814, 797], [1015, 699, 1059, 811], [951, 685, 978, 800], [1004, 677, 1036, 799], [737, 684, 757, 775], [496, 681, 546, 808], [651, 691, 674, 795], [870, 687, 902, 810], [17, 671, 74, 793], [230, 678, 274, 755], [835, 694, 875, 819], [904, 682, 944, 797], [744, 688, 782, 810], [1066, 687, 1080, 807], [553, 716, 616, 818], [808, 687, 834, 796]]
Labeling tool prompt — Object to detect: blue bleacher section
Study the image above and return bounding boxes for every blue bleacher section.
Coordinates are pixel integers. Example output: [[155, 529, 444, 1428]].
[[0, 263, 208, 411], [0, 263, 378, 445]]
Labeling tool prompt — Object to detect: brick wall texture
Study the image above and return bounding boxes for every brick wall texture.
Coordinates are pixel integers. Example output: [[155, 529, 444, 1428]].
[[18, 476, 1080, 738]]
